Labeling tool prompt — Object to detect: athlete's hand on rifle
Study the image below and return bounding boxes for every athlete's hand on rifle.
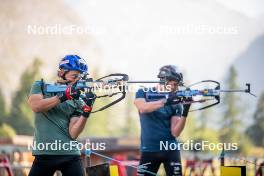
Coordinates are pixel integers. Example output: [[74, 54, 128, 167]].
[[57, 83, 82, 102], [165, 93, 192, 117], [80, 92, 96, 118], [165, 92, 181, 106], [182, 97, 192, 118]]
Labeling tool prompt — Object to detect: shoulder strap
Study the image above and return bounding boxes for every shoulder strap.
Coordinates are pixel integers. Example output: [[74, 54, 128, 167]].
[[40, 78, 45, 95], [143, 87, 156, 101], [141, 87, 147, 100]]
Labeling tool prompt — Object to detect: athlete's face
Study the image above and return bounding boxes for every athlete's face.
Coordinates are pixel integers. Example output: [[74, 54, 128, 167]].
[[64, 70, 81, 84], [166, 80, 179, 92]]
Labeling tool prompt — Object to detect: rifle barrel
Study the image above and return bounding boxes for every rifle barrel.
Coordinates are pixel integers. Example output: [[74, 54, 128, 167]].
[[127, 81, 163, 84], [220, 89, 247, 93]]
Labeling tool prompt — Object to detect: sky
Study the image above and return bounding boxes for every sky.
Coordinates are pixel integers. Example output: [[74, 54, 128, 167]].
[[214, 0, 264, 18], [66, 0, 263, 84]]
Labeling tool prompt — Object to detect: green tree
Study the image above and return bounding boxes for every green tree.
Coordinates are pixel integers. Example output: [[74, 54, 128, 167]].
[[218, 66, 251, 154], [0, 123, 16, 137], [121, 92, 139, 137], [180, 111, 220, 154], [196, 103, 213, 132], [0, 87, 16, 137], [6, 58, 42, 135], [195, 108, 220, 152], [79, 68, 116, 137], [179, 113, 198, 140], [0, 87, 6, 125], [219, 66, 241, 143], [80, 98, 114, 137], [80, 71, 140, 138], [246, 92, 264, 146]]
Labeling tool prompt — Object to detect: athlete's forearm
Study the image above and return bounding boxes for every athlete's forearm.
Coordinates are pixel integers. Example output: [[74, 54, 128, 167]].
[[171, 118, 186, 137], [135, 99, 166, 113], [28, 95, 60, 113], [69, 116, 87, 139]]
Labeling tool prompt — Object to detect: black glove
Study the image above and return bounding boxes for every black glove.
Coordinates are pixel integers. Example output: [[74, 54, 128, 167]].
[[182, 97, 192, 117], [80, 92, 96, 118], [81, 105, 92, 118], [57, 84, 81, 102]]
